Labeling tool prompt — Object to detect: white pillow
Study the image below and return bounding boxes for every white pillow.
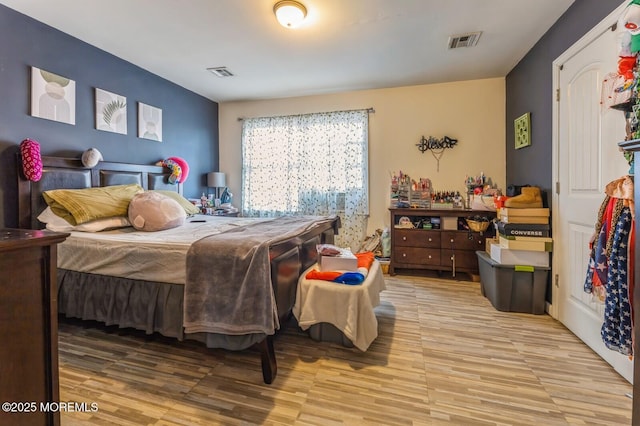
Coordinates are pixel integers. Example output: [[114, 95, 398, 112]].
[[38, 207, 73, 232], [37, 207, 131, 232]]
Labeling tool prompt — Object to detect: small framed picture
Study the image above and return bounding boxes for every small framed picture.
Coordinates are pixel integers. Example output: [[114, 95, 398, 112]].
[[138, 102, 162, 142], [31, 66, 76, 125], [95, 88, 127, 134]]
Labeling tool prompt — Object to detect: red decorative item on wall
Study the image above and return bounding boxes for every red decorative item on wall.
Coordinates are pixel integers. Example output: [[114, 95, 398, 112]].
[[20, 138, 43, 182]]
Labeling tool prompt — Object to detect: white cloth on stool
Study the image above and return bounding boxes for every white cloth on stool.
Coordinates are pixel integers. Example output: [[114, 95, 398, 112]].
[[293, 260, 386, 351]]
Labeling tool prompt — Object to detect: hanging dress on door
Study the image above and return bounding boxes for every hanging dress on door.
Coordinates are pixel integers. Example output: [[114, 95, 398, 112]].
[[584, 175, 635, 356]]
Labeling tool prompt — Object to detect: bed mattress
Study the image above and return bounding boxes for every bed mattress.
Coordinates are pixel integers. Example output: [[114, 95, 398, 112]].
[[57, 215, 271, 284]]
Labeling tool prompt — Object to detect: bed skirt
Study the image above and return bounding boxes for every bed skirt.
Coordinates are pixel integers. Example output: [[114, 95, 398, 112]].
[[57, 269, 266, 350]]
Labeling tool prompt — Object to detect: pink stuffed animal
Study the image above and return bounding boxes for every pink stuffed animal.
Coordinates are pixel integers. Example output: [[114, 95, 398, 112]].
[[157, 157, 190, 184], [20, 138, 43, 182], [168, 156, 189, 183]]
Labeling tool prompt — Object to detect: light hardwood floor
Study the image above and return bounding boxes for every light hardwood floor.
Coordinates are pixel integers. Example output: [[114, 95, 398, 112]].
[[59, 273, 633, 425]]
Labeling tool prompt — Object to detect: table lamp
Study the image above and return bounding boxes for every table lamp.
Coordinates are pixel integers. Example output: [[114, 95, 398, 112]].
[[207, 172, 226, 204]]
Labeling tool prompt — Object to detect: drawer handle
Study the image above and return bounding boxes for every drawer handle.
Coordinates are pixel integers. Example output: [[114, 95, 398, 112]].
[[402, 236, 407, 241], [428, 255, 432, 259], [450, 239, 454, 243], [428, 237, 432, 242], [402, 253, 407, 257]]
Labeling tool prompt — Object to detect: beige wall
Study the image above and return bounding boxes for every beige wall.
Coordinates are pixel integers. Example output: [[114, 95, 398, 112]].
[[219, 77, 506, 235]]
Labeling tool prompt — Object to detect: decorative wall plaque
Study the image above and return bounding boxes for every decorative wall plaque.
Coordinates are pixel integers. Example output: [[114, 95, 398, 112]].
[[514, 112, 531, 149], [416, 135, 458, 172]]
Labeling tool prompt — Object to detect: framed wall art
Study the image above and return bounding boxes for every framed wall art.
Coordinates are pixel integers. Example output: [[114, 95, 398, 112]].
[[138, 102, 162, 142], [95, 88, 127, 134], [31, 66, 76, 125], [514, 112, 531, 149]]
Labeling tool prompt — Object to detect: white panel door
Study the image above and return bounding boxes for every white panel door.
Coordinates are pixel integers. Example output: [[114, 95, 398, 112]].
[[555, 5, 633, 382]]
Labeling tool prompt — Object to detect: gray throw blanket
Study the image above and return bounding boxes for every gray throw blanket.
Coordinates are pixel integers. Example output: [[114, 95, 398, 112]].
[[183, 215, 335, 336]]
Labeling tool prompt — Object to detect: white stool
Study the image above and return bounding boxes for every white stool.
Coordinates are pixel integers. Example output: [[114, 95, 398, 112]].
[[293, 260, 386, 351]]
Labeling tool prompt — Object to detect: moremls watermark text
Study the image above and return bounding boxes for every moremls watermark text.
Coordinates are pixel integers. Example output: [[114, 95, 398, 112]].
[[2, 401, 99, 413]]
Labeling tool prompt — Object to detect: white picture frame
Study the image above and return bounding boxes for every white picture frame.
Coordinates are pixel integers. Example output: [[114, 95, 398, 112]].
[[95, 88, 127, 134], [138, 102, 162, 142], [30, 66, 76, 125]]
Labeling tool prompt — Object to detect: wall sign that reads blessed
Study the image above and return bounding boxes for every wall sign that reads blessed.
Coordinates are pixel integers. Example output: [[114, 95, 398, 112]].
[[416, 135, 458, 172]]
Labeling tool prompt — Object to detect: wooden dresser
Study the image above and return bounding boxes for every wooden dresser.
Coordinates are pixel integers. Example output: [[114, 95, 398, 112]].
[[389, 208, 495, 277], [0, 228, 69, 426]]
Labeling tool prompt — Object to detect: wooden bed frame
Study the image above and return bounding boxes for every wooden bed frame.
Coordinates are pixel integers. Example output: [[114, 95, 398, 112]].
[[17, 155, 339, 384]]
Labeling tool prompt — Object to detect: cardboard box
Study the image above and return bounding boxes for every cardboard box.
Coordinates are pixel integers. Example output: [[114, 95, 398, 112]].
[[498, 236, 553, 252], [477, 251, 549, 314], [318, 252, 358, 271], [489, 242, 550, 267], [500, 207, 550, 217], [499, 207, 550, 224], [485, 237, 499, 253], [497, 222, 550, 237], [499, 215, 549, 224], [442, 216, 458, 230]]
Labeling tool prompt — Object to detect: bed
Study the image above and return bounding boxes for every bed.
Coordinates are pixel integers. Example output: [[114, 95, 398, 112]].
[[17, 155, 340, 384]]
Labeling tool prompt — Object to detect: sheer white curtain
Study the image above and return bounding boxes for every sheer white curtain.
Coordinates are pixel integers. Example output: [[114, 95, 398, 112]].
[[241, 109, 369, 251]]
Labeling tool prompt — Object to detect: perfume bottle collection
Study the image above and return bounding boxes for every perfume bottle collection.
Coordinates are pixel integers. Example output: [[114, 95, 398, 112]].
[[198, 188, 237, 215]]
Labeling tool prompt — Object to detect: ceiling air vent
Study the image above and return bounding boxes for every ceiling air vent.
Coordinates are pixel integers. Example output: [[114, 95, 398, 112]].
[[207, 67, 234, 77], [447, 31, 482, 49]]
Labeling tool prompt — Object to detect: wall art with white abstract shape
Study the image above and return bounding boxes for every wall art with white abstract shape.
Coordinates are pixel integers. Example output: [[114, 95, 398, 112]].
[[138, 102, 162, 142], [31, 66, 76, 125]]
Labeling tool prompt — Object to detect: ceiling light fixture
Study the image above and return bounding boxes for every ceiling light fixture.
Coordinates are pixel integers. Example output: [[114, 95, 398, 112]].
[[273, 0, 307, 28]]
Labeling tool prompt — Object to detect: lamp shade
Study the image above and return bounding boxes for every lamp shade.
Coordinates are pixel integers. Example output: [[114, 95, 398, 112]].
[[274, 0, 307, 28], [207, 172, 226, 188]]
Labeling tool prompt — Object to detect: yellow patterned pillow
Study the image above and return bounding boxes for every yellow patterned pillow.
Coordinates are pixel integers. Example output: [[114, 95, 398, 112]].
[[43, 183, 143, 225]]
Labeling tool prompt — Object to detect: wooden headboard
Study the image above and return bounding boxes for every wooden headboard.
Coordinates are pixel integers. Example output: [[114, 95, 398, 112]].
[[17, 155, 183, 230]]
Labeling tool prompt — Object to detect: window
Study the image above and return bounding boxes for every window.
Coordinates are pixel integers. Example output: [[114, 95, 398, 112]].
[[241, 109, 369, 250]]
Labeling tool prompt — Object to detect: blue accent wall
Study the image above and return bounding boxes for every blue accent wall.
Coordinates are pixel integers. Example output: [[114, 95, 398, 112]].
[[0, 4, 219, 228], [505, 0, 622, 195], [505, 0, 623, 305]]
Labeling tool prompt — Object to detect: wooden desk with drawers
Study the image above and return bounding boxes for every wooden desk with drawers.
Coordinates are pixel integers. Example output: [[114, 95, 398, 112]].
[[389, 208, 495, 278]]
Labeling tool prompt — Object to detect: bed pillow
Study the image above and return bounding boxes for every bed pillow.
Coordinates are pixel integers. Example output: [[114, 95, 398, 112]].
[[43, 183, 143, 225], [38, 207, 132, 232], [128, 191, 186, 231], [151, 190, 200, 215]]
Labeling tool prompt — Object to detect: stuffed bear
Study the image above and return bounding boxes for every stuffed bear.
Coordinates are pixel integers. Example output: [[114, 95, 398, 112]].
[[128, 191, 186, 231], [81, 148, 103, 168]]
